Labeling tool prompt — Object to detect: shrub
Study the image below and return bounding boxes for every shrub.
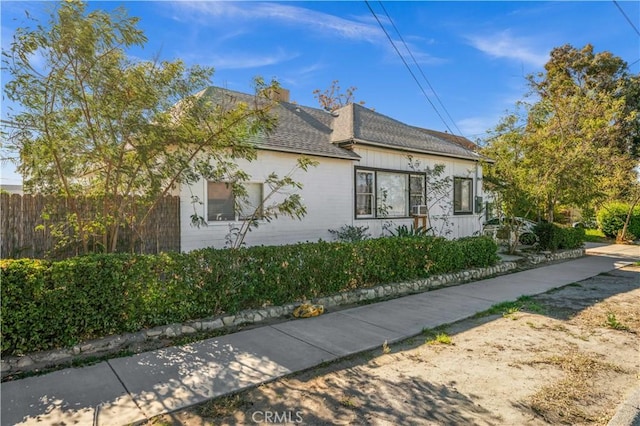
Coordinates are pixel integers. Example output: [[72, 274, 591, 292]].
[[328, 225, 371, 242], [1, 236, 499, 356], [389, 224, 431, 238], [597, 202, 640, 238], [534, 222, 585, 251]]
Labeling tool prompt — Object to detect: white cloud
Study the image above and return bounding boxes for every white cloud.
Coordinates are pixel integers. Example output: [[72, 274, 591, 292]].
[[466, 30, 549, 68], [172, 2, 383, 43], [194, 48, 299, 70], [457, 116, 497, 140]]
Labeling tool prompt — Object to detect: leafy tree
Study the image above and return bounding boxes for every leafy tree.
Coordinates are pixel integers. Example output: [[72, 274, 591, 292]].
[[524, 44, 638, 221], [484, 44, 639, 224], [2, 1, 304, 254], [482, 107, 536, 253], [313, 80, 366, 112]]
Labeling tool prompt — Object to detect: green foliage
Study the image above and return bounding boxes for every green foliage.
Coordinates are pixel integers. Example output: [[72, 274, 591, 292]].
[[605, 312, 629, 331], [3, 1, 280, 254], [482, 45, 639, 225], [534, 223, 585, 251], [328, 225, 371, 242], [389, 224, 431, 238], [596, 202, 640, 238], [1, 236, 499, 355]]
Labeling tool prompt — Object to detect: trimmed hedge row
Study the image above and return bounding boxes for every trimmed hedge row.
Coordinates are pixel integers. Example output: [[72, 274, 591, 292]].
[[1, 236, 499, 356], [596, 202, 640, 239], [534, 222, 585, 251]]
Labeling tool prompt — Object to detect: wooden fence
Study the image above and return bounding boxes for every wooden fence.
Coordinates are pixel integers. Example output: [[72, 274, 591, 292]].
[[1, 193, 180, 259]]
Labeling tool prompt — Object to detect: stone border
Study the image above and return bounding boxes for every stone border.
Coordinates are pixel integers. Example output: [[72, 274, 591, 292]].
[[1, 248, 585, 378]]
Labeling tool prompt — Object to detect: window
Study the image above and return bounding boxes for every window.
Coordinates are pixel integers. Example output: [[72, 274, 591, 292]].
[[355, 168, 425, 219], [207, 182, 263, 221], [356, 171, 375, 217], [454, 177, 473, 214], [377, 172, 408, 217], [410, 174, 425, 209]]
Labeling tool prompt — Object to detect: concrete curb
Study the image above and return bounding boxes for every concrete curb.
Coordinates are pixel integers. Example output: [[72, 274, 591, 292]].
[[608, 386, 640, 426]]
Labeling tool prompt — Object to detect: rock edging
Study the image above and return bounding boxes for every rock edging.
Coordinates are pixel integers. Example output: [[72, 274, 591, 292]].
[[1, 249, 585, 378]]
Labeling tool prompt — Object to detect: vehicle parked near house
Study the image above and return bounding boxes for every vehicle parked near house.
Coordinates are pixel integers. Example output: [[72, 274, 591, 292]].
[[483, 216, 538, 245]]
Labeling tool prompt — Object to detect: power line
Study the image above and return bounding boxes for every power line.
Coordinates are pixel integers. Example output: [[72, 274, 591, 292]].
[[378, 1, 464, 137], [612, 0, 640, 36], [364, 0, 455, 135]]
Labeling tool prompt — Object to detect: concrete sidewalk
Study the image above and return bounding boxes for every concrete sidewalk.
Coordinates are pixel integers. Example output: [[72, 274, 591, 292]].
[[1, 245, 638, 426]]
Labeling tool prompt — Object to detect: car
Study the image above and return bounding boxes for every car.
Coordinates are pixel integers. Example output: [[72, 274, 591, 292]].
[[483, 216, 539, 245]]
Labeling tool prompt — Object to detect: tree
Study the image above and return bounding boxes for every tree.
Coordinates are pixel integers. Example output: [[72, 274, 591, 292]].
[[524, 44, 639, 221], [482, 107, 538, 253], [312, 80, 366, 112], [484, 44, 639, 224], [2, 1, 293, 254]]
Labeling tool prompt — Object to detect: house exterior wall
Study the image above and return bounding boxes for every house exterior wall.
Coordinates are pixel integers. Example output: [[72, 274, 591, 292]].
[[180, 145, 487, 252], [352, 145, 486, 239], [180, 150, 355, 251]]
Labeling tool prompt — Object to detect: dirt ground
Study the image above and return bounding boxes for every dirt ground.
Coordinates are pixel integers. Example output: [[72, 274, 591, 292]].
[[149, 266, 640, 426]]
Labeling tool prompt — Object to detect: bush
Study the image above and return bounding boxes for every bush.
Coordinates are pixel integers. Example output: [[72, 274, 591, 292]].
[[597, 202, 640, 238], [534, 222, 585, 251], [328, 225, 371, 242], [1, 236, 499, 356]]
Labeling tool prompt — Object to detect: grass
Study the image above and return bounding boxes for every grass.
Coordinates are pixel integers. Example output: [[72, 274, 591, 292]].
[[584, 228, 611, 243], [196, 393, 251, 418], [339, 396, 358, 408], [526, 353, 627, 424], [605, 312, 630, 331], [473, 296, 545, 319], [427, 332, 453, 345]]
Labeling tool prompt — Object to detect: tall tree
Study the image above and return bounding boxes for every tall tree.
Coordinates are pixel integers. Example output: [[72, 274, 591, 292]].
[[484, 44, 638, 223], [2, 1, 284, 253]]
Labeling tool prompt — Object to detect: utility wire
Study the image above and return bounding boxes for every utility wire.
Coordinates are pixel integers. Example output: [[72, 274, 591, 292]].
[[612, 0, 640, 36], [378, 1, 464, 137], [364, 0, 455, 135]]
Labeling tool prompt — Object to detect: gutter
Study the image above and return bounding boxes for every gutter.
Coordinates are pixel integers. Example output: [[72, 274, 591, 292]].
[[336, 138, 493, 163]]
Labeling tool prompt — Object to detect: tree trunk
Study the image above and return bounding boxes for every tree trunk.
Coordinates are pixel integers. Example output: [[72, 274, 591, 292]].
[[619, 193, 640, 242]]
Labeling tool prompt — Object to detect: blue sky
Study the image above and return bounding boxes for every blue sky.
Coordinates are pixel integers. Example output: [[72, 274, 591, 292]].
[[2, 1, 639, 184]]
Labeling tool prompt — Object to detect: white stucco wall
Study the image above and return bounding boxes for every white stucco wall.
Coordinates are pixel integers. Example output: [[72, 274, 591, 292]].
[[180, 150, 356, 251], [353, 146, 486, 239], [180, 145, 487, 251]]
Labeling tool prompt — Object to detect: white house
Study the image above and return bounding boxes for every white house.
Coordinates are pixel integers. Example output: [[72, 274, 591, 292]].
[[181, 87, 490, 251]]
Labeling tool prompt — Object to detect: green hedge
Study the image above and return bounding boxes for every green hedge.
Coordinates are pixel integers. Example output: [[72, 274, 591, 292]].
[[1, 236, 499, 356], [596, 202, 640, 238], [534, 222, 586, 251]]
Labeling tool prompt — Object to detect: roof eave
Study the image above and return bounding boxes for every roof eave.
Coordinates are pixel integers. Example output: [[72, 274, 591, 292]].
[[351, 138, 486, 162], [257, 144, 361, 161]]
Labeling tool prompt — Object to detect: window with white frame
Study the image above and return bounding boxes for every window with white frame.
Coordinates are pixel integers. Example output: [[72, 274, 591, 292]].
[[355, 169, 425, 219], [453, 177, 473, 214], [355, 171, 375, 217], [207, 182, 263, 221]]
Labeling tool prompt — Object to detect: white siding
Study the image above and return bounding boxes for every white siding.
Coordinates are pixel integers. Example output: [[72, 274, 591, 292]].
[[181, 151, 355, 251], [353, 146, 485, 239], [180, 145, 487, 251]]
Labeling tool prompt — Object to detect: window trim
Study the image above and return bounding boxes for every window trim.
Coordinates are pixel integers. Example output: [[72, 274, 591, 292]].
[[453, 176, 474, 215], [206, 181, 264, 223], [354, 167, 426, 220]]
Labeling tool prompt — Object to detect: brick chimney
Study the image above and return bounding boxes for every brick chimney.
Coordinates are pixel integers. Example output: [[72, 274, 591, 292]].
[[272, 87, 290, 103]]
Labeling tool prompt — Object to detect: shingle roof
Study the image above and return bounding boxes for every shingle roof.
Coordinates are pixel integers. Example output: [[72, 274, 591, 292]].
[[332, 103, 482, 161], [198, 87, 483, 162], [198, 87, 359, 160]]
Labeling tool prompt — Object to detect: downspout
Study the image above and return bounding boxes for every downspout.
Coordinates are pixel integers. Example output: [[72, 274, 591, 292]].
[[475, 162, 481, 234]]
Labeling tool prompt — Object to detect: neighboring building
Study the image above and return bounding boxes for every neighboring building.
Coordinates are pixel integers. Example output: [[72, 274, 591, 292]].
[[181, 87, 491, 251]]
